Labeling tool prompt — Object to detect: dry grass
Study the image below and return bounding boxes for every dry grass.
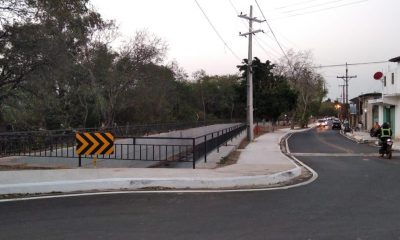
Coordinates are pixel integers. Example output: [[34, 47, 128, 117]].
[[0, 164, 65, 171]]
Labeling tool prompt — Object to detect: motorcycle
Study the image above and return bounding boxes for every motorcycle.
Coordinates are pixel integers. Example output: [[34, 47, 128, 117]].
[[379, 138, 393, 159]]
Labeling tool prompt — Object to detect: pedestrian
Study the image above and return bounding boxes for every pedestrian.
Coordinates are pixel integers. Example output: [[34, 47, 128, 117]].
[[370, 121, 380, 137]]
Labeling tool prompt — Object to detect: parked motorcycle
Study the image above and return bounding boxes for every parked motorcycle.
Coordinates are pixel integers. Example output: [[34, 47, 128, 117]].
[[379, 138, 393, 159]]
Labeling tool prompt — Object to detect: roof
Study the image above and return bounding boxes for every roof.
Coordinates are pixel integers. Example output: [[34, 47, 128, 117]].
[[389, 56, 400, 62], [350, 92, 382, 103]]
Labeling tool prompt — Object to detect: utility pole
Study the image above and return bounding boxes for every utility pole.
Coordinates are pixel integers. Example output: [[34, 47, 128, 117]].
[[339, 84, 345, 103], [337, 62, 357, 118], [337, 63, 357, 104], [239, 5, 263, 141]]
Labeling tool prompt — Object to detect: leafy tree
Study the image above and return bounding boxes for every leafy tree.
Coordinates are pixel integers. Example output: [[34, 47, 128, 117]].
[[0, 0, 106, 129], [237, 57, 297, 123]]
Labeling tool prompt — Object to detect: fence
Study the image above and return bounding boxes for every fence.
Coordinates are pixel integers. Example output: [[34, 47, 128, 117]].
[[0, 123, 247, 169]]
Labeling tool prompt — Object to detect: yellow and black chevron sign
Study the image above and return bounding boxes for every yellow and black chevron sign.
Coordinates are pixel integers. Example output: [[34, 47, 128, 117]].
[[76, 132, 114, 155]]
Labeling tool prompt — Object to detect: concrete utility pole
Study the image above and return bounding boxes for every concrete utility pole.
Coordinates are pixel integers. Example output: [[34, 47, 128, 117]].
[[337, 63, 357, 118], [339, 84, 345, 103], [239, 5, 263, 142], [337, 63, 357, 104]]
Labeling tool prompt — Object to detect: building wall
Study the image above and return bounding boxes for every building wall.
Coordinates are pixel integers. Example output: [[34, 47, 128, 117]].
[[395, 105, 400, 139], [383, 63, 400, 96]]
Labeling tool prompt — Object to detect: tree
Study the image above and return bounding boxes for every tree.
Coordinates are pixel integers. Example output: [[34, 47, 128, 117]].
[[0, 0, 107, 129], [237, 57, 297, 123], [276, 50, 327, 128]]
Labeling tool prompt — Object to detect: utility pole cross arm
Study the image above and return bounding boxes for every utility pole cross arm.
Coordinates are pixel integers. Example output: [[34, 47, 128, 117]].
[[238, 14, 265, 23], [239, 29, 263, 36]]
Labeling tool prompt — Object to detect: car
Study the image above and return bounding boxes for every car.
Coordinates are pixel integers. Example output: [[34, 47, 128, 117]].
[[324, 119, 333, 127], [332, 120, 341, 130], [317, 119, 325, 127]]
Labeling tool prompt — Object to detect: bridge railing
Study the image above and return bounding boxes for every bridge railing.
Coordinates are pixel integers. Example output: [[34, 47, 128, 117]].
[[0, 123, 247, 169]]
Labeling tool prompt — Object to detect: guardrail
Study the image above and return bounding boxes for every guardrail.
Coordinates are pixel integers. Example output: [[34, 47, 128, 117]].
[[0, 124, 247, 168]]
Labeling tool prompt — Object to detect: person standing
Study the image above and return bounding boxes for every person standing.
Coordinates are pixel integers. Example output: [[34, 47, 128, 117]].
[[370, 122, 380, 137]]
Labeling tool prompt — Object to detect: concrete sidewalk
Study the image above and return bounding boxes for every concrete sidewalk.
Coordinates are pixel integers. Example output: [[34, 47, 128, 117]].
[[344, 130, 400, 151], [0, 128, 310, 195], [343, 130, 377, 144]]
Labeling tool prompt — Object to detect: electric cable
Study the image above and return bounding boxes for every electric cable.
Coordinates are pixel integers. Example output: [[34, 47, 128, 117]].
[[254, 0, 291, 65], [314, 60, 389, 68], [278, 0, 351, 14], [271, 0, 368, 21], [275, 0, 319, 10], [228, 0, 280, 61], [194, 0, 241, 61]]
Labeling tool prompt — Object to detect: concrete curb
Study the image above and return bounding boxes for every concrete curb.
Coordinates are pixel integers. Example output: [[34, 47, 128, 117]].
[[0, 167, 302, 195], [340, 130, 377, 144], [0, 129, 308, 195]]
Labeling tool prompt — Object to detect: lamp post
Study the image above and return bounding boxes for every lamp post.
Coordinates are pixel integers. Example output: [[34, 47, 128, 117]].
[[364, 108, 368, 131]]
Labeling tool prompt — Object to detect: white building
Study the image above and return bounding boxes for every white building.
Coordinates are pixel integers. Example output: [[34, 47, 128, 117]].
[[369, 56, 400, 138]]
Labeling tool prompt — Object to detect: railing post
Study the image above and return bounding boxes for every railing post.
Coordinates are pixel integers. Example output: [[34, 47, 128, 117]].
[[217, 132, 219, 153], [192, 138, 196, 169], [204, 135, 207, 163]]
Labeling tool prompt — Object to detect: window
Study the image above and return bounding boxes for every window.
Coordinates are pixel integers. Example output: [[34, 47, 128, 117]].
[[384, 76, 386, 86], [392, 73, 395, 84]]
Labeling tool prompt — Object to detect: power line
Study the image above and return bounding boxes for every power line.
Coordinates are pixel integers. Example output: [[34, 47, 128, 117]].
[[194, 0, 241, 61], [228, 0, 280, 60], [275, 0, 319, 10], [314, 60, 389, 68], [254, 34, 282, 58], [270, 0, 368, 21], [278, 0, 351, 14], [254, 0, 291, 65]]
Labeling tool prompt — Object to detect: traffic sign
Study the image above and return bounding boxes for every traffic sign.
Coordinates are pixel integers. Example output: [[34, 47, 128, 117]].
[[76, 132, 114, 155]]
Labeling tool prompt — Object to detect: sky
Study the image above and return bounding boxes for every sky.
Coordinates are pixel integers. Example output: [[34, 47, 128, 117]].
[[90, 0, 400, 101]]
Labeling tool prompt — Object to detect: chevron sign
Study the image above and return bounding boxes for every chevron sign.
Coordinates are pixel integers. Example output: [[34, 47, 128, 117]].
[[76, 132, 114, 155]]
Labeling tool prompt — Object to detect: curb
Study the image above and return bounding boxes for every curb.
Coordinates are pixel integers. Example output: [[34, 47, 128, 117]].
[[339, 130, 377, 144], [0, 132, 305, 195], [0, 166, 302, 195]]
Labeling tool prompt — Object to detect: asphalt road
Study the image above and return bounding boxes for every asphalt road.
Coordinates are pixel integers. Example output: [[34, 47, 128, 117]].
[[2, 127, 400, 239]]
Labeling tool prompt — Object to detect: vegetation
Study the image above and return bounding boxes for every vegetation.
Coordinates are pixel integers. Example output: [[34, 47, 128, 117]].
[[0, 0, 327, 131], [276, 50, 327, 128]]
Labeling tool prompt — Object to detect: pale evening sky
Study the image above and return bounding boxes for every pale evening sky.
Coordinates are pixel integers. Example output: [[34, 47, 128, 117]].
[[90, 0, 399, 101]]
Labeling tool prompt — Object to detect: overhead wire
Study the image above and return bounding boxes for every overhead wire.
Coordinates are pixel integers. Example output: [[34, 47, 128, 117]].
[[277, 0, 351, 14], [270, 0, 368, 21], [194, 0, 241, 61], [228, 0, 280, 61], [275, 0, 320, 10], [314, 60, 389, 68], [254, 0, 292, 65]]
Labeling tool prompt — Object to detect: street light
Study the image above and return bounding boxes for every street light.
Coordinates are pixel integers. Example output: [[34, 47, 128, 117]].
[[335, 104, 341, 119]]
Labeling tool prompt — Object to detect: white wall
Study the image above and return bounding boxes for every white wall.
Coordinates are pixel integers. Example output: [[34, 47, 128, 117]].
[[383, 63, 400, 96]]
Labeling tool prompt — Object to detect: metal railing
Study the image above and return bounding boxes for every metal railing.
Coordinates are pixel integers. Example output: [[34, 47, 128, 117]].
[[0, 123, 247, 168]]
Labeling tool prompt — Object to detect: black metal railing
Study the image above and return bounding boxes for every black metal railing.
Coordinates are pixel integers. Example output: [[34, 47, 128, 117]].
[[0, 123, 247, 168]]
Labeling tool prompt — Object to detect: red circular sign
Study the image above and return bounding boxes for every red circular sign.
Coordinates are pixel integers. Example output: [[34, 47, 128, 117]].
[[374, 72, 383, 80]]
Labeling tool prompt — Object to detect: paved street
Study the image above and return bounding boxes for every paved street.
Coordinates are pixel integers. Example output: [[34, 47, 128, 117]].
[[2, 127, 400, 239]]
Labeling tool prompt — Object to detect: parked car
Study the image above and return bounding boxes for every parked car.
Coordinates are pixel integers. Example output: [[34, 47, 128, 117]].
[[332, 120, 341, 130]]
